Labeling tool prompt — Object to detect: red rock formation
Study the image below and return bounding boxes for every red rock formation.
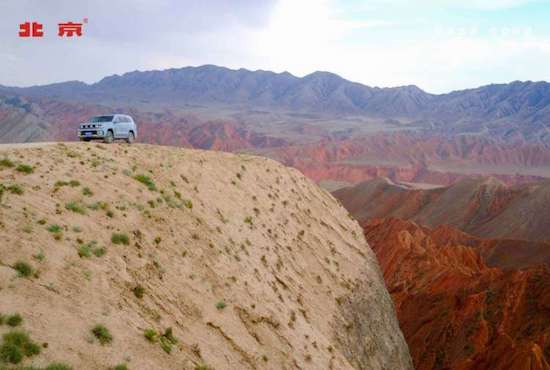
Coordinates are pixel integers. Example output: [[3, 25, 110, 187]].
[[335, 177, 550, 242], [362, 218, 550, 370], [266, 133, 550, 186], [187, 120, 286, 151]]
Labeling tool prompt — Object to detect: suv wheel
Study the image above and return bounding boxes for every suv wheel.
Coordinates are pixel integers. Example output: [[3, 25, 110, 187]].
[[104, 130, 114, 144], [126, 131, 135, 144]]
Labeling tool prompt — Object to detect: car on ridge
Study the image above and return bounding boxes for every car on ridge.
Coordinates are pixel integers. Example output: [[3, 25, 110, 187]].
[[78, 114, 137, 143]]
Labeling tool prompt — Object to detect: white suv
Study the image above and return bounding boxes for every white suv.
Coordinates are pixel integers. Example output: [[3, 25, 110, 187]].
[[78, 114, 137, 143]]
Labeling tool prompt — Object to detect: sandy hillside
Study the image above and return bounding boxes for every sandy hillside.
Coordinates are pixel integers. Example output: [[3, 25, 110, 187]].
[[0, 143, 411, 370]]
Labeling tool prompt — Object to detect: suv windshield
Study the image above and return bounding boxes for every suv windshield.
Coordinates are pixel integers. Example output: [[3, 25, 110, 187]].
[[90, 116, 114, 123]]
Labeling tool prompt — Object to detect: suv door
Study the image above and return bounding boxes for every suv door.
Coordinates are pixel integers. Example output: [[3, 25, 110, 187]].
[[112, 116, 122, 137], [123, 116, 131, 136]]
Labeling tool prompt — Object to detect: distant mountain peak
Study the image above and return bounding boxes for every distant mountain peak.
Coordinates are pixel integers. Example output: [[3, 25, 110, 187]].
[[304, 70, 345, 80]]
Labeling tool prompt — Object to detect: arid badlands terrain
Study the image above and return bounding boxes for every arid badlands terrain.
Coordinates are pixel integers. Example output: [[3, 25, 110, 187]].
[[334, 178, 550, 370], [1, 65, 550, 370], [0, 142, 412, 370]]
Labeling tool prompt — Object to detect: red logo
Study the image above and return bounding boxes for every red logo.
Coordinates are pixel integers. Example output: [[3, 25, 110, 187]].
[[58, 22, 83, 37], [18, 20, 86, 37], [19, 22, 44, 37]]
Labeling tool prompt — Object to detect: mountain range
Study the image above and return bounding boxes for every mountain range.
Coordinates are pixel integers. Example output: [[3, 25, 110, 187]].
[[1, 64, 550, 193], [2, 65, 550, 144]]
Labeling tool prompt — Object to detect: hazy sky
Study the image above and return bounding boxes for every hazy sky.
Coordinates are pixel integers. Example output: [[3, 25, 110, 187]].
[[2, 0, 550, 93]]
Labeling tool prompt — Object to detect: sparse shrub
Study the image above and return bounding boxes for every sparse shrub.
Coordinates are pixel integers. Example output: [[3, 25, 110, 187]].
[[47, 224, 64, 240], [33, 251, 45, 262], [163, 327, 177, 344], [92, 247, 106, 257], [37, 219, 47, 225], [154, 236, 161, 244], [106, 210, 114, 218], [82, 187, 93, 196], [47, 224, 62, 233], [0, 341, 23, 364], [144, 329, 157, 342], [15, 164, 33, 174], [65, 202, 86, 215], [111, 233, 129, 245], [134, 174, 156, 191], [183, 199, 193, 209], [244, 216, 253, 225], [195, 365, 213, 370], [44, 363, 74, 370], [0, 330, 41, 364], [83, 270, 92, 281], [0, 158, 14, 169], [0, 183, 23, 201], [215, 301, 227, 310], [69, 180, 80, 187], [6, 314, 22, 327], [87, 201, 108, 211], [6, 184, 23, 195], [110, 364, 128, 370], [158, 328, 177, 354], [13, 262, 33, 278], [78, 244, 92, 258], [78, 241, 104, 258], [54, 181, 69, 188], [133, 285, 145, 299], [91, 325, 112, 345], [159, 336, 172, 353]]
